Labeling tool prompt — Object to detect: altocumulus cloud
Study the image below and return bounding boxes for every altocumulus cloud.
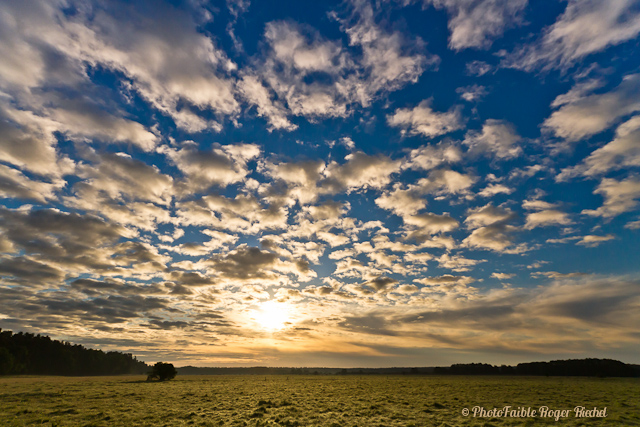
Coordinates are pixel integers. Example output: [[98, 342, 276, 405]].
[[0, 0, 639, 367]]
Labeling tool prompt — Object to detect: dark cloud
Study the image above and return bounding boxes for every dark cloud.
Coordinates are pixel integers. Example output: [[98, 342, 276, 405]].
[[0, 286, 173, 326], [69, 278, 169, 297], [338, 314, 399, 336], [365, 276, 398, 292], [39, 294, 170, 323], [208, 246, 279, 281], [111, 241, 169, 268], [543, 295, 632, 322], [400, 304, 516, 325], [146, 319, 190, 329], [73, 153, 173, 204], [0, 256, 65, 283], [0, 165, 60, 203], [166, 271, 216, 287], [0, 208, 126, 250]]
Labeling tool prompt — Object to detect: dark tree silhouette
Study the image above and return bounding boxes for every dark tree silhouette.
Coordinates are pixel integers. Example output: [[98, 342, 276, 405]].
[[432, 359, 638, 377], [0, 329, 148, 376], [147, 362, 177, 381]]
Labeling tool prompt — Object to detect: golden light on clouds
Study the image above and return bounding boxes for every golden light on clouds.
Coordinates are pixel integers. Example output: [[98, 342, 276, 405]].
[[0, 0, 639, 369], [253, 300, 293, 332]]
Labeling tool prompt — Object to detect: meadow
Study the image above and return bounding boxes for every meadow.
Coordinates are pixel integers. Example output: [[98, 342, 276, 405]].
[[1, 375, 639, 426]]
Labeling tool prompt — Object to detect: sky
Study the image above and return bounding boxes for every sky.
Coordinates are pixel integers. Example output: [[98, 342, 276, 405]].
[[0, 0, 639, 368]]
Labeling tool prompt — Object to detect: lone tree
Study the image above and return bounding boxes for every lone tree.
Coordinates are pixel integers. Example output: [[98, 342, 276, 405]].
[[147, 362, 177, 381]]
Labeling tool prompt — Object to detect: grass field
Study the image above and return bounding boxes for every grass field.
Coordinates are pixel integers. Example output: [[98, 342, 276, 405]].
[[1, 375, 639, 426]]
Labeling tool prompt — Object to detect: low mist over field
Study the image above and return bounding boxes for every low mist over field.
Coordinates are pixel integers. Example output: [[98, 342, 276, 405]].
[[0, 0, 639, 368]]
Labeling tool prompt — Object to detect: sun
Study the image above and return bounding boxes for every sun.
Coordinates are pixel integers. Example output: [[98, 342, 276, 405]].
[[254, 300, 291, 331]]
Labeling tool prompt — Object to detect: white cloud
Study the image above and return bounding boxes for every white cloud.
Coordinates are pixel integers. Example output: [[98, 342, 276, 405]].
[[387, 100, 464, 138], [342, 0, 437, 100], [524, 210, 572, 229], [508, 164, 546, 181], [163, 230, 239, 256], [265, 21, 343, 73], [557, 116, 640, 180], [404, 212, 459, 235], [322, 152, 401, 193], [582, 176, 640, 218], [80, 4, 239, 131], [625, 218, 640, 230], [522, 197, 572, 230], [403, 251, 433, 264], [375, 185, 426, 217], [282, 201, 352, 245], [415, 274, 476, 297], [463, 119, 522, 159], [508, 0, 640, 71], [522, 199, 558, 211], [404, 142, 462, 171], [74, 153, 173, 206], [436, 253, 485, 272], [396, 284, 420, 294], [576, 234, 615, 247], [544, 75, 640, 142], [416, 168, 476, 196], [160, 143, 260, 194], [48, 104, 158, 151], [464, 203, 514, 229], [463, 204, 518, 252], [253, 6, 436, 122], [0, 165, 64, 203], [0, 207, 147, 284], [260, 159, 325, 205], [0, 1, 240, 133], [478, 183, 513, 197], [62, 162, 173, 232], [0, 106, 74, 177], [550, 79, 604, 108], [491, 272, 514, 280], [176, 193, 289, 234], [456, 84, 488, 102], [237, 74, 297, 131], [465, 60, 492, 76], [259, 21, 351, 119], [376, 168, 474, 225], [416, 274, 475, 286], [97, 202, 172, 232], [530, 271, 585, 279], [422, 0, 528, 50], [339, 137, 356, 150], [463, 224, 518, 252], [227, 0, 251, 19]]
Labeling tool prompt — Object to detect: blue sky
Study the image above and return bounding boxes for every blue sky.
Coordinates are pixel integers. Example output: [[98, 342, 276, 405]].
[[1, 0, 640, 367]]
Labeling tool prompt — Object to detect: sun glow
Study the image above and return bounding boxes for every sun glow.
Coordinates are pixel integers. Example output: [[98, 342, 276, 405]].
[[254, 300, 291, 331]]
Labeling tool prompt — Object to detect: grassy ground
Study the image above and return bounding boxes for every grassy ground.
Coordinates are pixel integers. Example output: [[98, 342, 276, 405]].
[[0, 375, 638, 426]]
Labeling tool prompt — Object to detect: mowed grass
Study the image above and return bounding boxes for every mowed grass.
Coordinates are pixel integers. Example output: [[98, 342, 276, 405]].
[[1, 375, 639, 426]]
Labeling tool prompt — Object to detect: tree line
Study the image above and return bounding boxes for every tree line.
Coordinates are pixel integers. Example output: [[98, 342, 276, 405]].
[[0, 329, 148, 376], [432, 359, 639, 377], [176, 366, 438, 375], [179, 360, 639, 377], [2, 328, 638, 378]]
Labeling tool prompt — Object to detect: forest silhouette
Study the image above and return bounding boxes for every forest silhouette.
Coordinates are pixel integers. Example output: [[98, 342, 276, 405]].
[[1, 329, 638, 377], [0, 328, 148, 376]]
